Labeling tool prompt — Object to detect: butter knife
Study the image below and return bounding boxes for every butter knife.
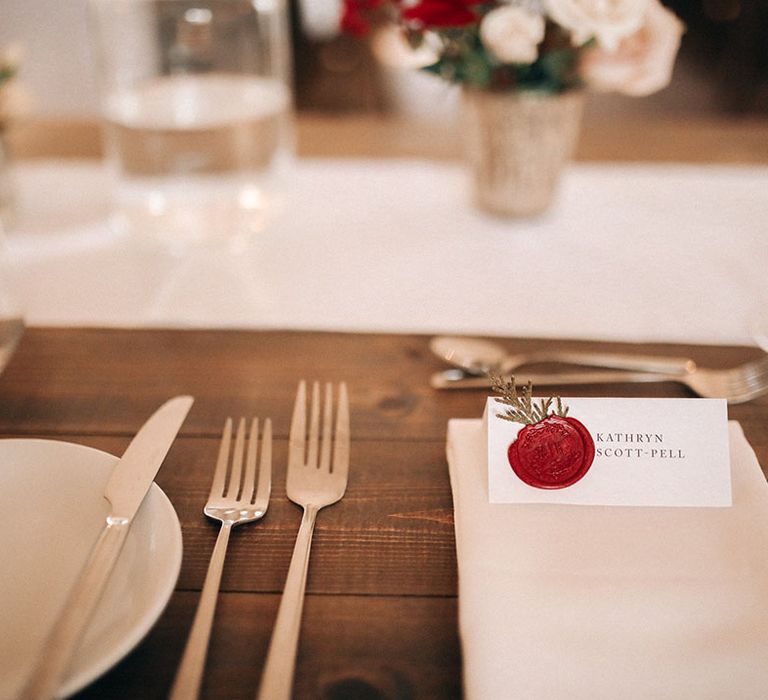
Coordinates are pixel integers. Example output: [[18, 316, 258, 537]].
[[430, 369, 671, 390], [21, 395, 194, 700]]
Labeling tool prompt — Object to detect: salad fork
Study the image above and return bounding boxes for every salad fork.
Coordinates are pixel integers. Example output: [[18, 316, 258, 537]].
[[170, 417, 271, 700], [257, 380, 350, 700]]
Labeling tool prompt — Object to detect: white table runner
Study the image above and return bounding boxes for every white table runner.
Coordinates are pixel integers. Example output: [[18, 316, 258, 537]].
[[4, 158, 767, 344]]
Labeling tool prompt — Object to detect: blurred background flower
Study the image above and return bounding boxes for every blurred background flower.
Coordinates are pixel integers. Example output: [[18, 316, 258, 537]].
[[339, 0, 684, 96], [580, 0, 685, 96]]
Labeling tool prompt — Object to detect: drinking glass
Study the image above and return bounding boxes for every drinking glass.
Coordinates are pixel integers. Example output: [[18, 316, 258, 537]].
[[0, 233, 23, 374], [89, 0, 293, 251]]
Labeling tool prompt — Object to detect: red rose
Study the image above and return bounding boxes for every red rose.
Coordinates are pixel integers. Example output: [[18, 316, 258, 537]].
[[401, 0, 483, 28], [340, 0, 387, 36]]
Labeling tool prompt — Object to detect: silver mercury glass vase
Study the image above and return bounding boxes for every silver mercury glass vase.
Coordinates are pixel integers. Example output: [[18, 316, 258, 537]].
[[462, 87, 584, 218]]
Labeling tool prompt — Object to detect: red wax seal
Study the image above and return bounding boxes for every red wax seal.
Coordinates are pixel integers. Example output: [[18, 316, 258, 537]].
[[507, 414, 595, 489], [493, 377, 596, 490]]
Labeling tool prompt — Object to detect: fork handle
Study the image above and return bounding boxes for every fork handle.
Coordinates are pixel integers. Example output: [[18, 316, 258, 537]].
[[170, 522, 233, 700], [257, 505, 318, 700]]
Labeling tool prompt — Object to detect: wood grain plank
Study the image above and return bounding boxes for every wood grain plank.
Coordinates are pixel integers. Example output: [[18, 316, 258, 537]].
[[4, 328, 768, 700], [0, 328, 766, 445], [73, 592, 462, 700], [4, 433, 458, 596], [10, 115, 768, 164], [164, 436, 459, 596]]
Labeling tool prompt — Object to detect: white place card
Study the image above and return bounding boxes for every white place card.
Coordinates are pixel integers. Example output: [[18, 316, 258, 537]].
[[485, 397, 731, 507]]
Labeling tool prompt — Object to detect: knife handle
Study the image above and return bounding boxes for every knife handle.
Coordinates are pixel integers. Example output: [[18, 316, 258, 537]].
[[20, 518, 130, 700]]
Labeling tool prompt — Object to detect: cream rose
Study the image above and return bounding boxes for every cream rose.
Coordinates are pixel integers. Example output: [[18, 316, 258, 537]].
[[544, 0, 649, 50], [580, 0, 684, 96], [480, 5, 546, 65]]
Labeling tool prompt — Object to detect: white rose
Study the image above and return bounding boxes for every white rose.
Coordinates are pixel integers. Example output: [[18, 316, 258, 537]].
[[480, 5, 546, 65], [580, 0, 684, 96], [545, 0, 649, 50]]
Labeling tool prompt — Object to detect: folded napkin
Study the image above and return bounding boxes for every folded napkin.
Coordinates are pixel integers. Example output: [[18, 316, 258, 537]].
[[447, 420, 768, 699]]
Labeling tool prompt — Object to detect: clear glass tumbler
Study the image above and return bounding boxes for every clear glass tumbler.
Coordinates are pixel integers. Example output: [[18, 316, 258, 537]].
[[0, 233, 23, 374], [89, 0, 293, 251]]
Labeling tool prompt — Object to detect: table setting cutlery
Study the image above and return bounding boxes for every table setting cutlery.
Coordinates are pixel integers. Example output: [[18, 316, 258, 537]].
[[5, 372, 353, 700], [6, 322, 768, 698], [20, 395, 193, 700], [170, 417, 272, 700], [258, 380, 350, 700], [430, 335, 698, 376], [430, 336, 768, 403]]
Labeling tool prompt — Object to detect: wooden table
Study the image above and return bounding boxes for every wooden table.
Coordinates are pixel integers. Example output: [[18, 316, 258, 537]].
[[9, 113, 768, 164], [2, 328, 767, 699]]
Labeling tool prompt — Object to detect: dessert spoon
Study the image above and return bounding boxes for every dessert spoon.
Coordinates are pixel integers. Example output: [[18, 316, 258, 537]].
[[429, 335, 696, 377]]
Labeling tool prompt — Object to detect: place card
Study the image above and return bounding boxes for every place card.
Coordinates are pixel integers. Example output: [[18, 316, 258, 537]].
[[485, 397, 731, 507]]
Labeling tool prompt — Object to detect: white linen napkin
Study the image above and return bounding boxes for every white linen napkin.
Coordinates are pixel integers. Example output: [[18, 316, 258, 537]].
[[447, 419, 768, 699]]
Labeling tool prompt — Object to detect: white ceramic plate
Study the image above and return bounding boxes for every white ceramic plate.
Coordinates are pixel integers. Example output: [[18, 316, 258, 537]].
[[0, 439, 183, 699]]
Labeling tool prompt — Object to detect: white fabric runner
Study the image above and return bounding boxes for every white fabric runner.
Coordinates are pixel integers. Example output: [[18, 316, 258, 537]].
[[4, 158, 767, 343]]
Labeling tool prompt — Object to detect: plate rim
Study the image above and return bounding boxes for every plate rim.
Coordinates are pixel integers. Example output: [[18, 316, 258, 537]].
[[0, 437, 183, 699]]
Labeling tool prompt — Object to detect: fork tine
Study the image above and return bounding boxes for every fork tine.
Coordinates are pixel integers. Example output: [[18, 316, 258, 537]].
[[171, 415, 269, 700], [332, 382, 350, 482], [289, 380, 307, 467], [306, 381, 321, 468], [741, 368, 768, 391], [745, 359, 768, 381], [257, 381, 349, 700], [727, 361, 768, 392], [732, 375, 768, 394], [319, 382, 333, 472], [209, 418, 233, 499], [225, 417, 246, 499], [241, 417, 259, 503], [253, 418, 272, 512]]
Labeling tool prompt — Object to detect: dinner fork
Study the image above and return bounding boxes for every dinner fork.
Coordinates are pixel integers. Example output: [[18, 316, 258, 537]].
[[431, 355, 768, 403], [170, 417, 271, 700], [257, 381, 350, 700]]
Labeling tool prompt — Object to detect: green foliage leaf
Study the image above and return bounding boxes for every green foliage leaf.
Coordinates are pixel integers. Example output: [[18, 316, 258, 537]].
[[416, 21, 582, 94]]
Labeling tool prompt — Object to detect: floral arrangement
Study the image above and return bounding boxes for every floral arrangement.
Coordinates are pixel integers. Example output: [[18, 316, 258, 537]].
[[340, 0, 684, 96]]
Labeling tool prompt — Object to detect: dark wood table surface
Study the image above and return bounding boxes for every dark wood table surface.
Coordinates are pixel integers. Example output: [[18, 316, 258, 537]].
[[2, 328, 767, 700]]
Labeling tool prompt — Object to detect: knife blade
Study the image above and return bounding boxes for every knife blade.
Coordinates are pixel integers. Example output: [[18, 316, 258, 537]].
[[430, 369, 672, 390], [21, 395, 194, 700]]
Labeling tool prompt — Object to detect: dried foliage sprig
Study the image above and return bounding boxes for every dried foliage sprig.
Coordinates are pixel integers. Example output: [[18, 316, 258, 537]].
[[491, 374, 568, 425], [0, 47, 19, 88]]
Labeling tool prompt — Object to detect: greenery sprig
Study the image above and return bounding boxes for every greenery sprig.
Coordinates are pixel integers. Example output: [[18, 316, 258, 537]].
[[0, 66, 15, 87], [491, 374, 568, 425], [0, 48, 18, 88], [421, 23, 581, 93]]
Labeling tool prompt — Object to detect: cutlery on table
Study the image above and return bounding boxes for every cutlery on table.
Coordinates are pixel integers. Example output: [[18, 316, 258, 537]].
[[431, 355, 768, 403], [257, 380, 350, 700], [21, 395, 194, 700], [430, 335, 697, 376], [170, 417, 272, 700]]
